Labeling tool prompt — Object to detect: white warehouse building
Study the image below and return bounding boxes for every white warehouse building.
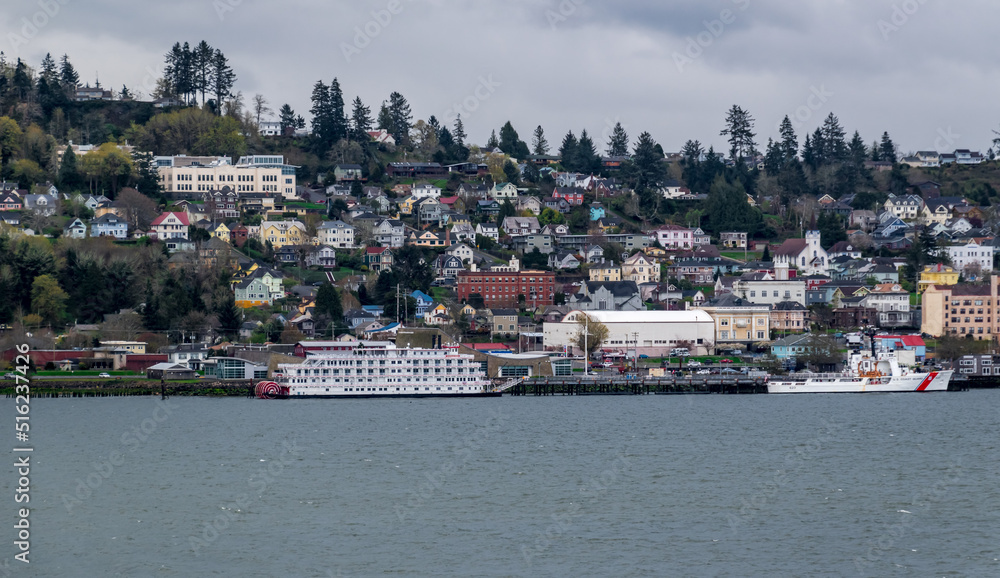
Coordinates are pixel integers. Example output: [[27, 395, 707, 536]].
[[543, 310, 716, 357]]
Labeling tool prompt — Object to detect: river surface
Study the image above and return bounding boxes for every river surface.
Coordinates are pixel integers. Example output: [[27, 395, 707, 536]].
[[2, 391, 999, 577]]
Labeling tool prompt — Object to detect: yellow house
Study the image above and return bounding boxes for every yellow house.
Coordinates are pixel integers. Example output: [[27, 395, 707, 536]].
[[260, 220, 308, 248], [589, 263, 622, 282], [459, 304, 476, 317], [697, 294, 771, 346], [397, 196, 418, 215], [211, 222, 231, 242], [622, 252, 658, 284], [99, 341, 146, 354], [918, 264, 960, 292]]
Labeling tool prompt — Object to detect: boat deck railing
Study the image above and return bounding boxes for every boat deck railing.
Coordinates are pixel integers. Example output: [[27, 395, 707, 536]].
[[775, 372, 852, 381]]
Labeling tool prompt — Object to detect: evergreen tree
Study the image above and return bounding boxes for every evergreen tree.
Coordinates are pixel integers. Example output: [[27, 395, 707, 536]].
[[762, 245, 771, 262], [498, 121, 529, 158], [502, 159, 520, 185], [705, 176, 761, 235], [59, 54, 78, 91], [58, 144, 82, 190], [377, 102, 392, 131], [209, 48, 236, 111], [778, 116, 798, 163], [531, 125, 549, 155], [278, 104, 297, 134], [309, 80, 335, 151], [848, 131, 867, 167], [720, 104, 757, 162], [870, 140, 881, 162], [350, 96, 372, 141], [576, 129, 601, 174], [820, 112, 847, 162], [879, 131, 897, 162], [558, 131, 578, 171], [763, 138, 783, 176], [12, 59, 32, 100], [329, 78, 348, 142], [452, 114, 467, 147], [606, 122, 629, 157], [387, 91, 412, 146], [486, 129, 499, 149], [131, 151, 161, 196], [193, 40, 214, 104], [215, 293, 241, 338], [629, 131, 667, 194]]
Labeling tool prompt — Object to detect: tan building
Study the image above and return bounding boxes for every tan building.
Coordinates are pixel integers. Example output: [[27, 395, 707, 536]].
[[697, 293, 771, 347], [589, 263, 622, 282], [622, 252, 658, 284], [921, 276, 1000, 339], [769, 301, 808, 334], [156, 155, 297, 198]]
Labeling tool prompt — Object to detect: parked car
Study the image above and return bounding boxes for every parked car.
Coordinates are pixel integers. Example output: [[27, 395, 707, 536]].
[[3, 372, 17, 379], [720, 368, 740, 374], [687, 360, 702, 367], [98, 372, 111, 378], [695, 369, 711, 375], [602, 360, 615, 368], [720, 358, 733, 364]]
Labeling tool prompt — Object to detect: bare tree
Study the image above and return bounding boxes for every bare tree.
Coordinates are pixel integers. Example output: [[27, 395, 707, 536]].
[[252, 93, 271, 127], [116, 187, 160, 230]]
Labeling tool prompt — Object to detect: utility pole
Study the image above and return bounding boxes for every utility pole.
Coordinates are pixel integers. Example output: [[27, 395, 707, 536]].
[[583, 318, 589, 377]]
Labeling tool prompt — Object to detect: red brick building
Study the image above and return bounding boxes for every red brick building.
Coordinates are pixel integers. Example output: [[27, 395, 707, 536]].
[[457, 270, 556, 308]]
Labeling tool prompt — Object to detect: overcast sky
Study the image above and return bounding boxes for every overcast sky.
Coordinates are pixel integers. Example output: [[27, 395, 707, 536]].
[[3, 0, 998, 156]]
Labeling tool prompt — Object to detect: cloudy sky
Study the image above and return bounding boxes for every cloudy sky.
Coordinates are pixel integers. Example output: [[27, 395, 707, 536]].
[[3, 0, 998, 156]]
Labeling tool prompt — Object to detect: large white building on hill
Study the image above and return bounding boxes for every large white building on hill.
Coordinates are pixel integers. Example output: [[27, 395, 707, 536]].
[[543, 310, 716, 356]]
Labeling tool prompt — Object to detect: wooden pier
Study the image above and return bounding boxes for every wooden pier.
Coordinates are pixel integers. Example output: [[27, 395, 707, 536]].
[[504, 376, 769, 396]]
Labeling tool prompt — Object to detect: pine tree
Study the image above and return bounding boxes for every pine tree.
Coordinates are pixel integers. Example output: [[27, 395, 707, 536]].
[[558, 131, 578, 171], [377, 102, 392, 131], [720, 105, 757, 162], [763, 138, 783, 176], [58, 145, 81, 190], [820, 113, 846, 162], [209, 49, 236, 111], [486, 129, 499, 149], [59, 54, 78, 91], [350, 96, 372, 141], [387, 91, 412, 146], [278, 104, 296, 134], [576, 129, 600, 174], [531, 125, 548, 155], [848, 131, 867, 167], [310, 80, 334, 150], [329, 78, 348, 142], [778, 116, 798, 163], [452, 114, 467, 147], [498, 121, 529, 159], [606, 122, 629, 157], [879, 131, 897, 162], [193, 40, 214, 105]]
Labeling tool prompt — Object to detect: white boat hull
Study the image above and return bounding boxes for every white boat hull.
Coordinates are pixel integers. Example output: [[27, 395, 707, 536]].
[[767, 370, 952, 394]]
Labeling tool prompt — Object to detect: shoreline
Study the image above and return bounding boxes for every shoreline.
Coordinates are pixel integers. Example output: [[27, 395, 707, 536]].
[[1, 379, 254, 397]]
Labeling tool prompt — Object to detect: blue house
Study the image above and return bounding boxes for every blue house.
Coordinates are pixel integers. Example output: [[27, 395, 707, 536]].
[[589, 202, 606, 221], [410, 290, 434, 319], [90, 214, 128, 239], [770, 334, 813, 360]]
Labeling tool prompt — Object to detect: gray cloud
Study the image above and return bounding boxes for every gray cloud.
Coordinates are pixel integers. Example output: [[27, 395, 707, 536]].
[[2, 0, 998, 155]]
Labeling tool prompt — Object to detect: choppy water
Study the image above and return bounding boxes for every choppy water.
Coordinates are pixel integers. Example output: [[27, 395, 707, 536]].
[[3, 391, 999, 577]]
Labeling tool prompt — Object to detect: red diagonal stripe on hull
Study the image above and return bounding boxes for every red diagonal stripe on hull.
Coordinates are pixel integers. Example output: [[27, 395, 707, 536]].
[[916, 372, 937, 391]]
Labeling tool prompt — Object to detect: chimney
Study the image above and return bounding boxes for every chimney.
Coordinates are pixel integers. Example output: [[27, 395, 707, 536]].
[[775, 261, 789, 281]]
